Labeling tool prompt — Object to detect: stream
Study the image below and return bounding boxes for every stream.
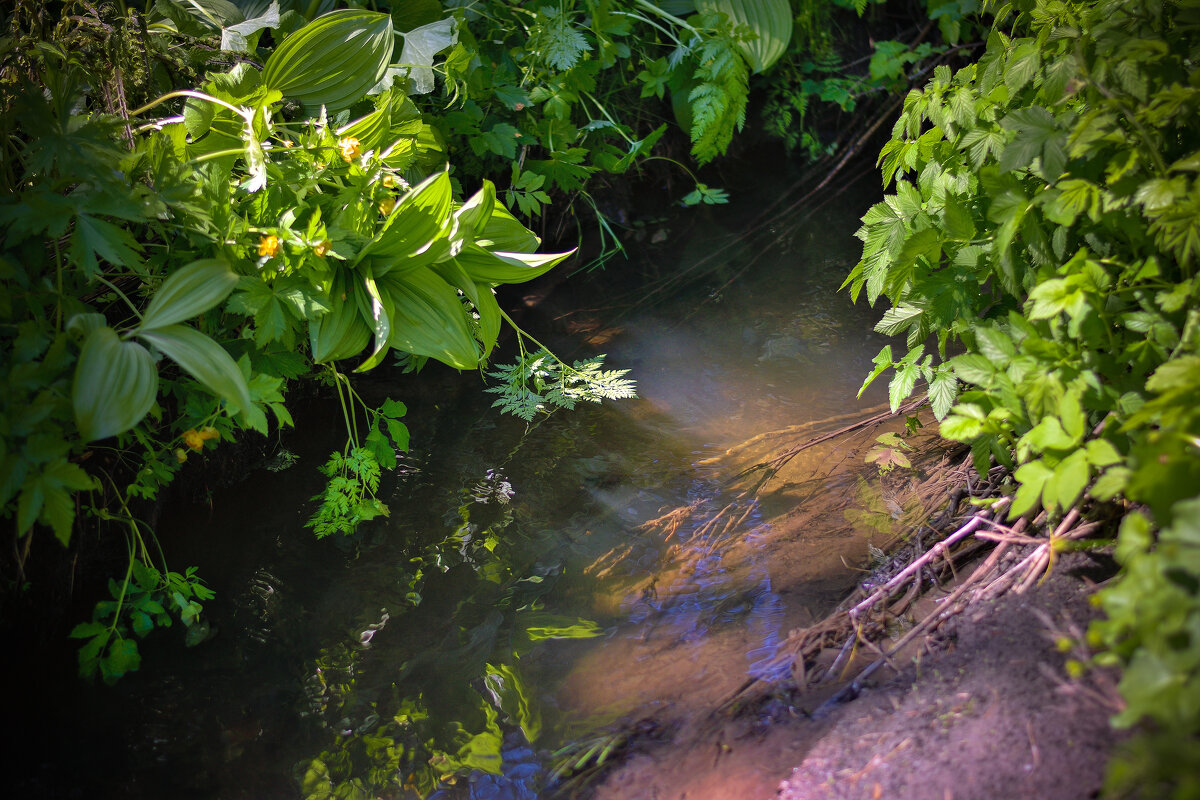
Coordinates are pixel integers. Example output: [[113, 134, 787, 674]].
[[12, 169, 895, 799]]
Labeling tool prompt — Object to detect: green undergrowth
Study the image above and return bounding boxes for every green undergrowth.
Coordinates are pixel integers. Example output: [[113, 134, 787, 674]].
[[845, 0, 1200, 793]]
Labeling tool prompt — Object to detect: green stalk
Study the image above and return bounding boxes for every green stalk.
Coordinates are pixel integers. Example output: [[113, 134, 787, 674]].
[[628, 0, 701, 37], [94, 275, 144, 322]]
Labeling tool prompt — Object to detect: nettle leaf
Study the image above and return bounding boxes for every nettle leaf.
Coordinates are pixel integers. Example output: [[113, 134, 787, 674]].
[[888, 346, 925, 411], [1004, 40, 1041, 94], [874, 304, 923, 337], [857, 345, 893, 398], [928, 364, 958, 420], [1000, 106, 1067, 178], [960, 127, 1007, 170], [73, 327, 157, 442], [69, 214, 144, 278], [942, 195, 977, 241]]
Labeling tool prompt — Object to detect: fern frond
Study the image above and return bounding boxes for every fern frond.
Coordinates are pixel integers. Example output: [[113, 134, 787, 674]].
[[689, 33, 749, 164], [529, 6, 592, 72]]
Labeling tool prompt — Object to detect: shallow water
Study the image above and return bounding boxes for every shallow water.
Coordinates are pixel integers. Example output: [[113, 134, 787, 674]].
[[13, 174, 894, 799]]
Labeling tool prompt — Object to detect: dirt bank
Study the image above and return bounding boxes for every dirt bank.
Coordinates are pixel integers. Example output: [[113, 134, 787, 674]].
[[552, 405, 1127, 800], [576, 549, 1122, 800]]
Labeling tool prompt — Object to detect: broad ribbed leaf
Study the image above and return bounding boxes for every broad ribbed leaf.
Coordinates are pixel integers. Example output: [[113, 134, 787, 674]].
[[382, 268, 479, 370], [696, 0, 792, 73], [309, 296, 372, 363], [476, 204, 540, 253], [261, 10, 394, 113], [359, 169, 453, 268], [452, 243, 574, 286], [352, 273, 394, 372], [73, 327, 157, 441], [136, 325, 253, 414], [455, 180, 497, 239], [337, 97, 393, 153], [434, 259, 500, 360], [139, 259, 240, 331]]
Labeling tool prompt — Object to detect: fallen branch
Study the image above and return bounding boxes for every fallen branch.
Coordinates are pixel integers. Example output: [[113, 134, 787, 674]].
[[812, 538, 1014, 718], [847, 497, 1011, 622]]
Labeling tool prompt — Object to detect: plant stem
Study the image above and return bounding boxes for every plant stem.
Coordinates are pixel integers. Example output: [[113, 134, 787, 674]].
[[94, 275, 144, 322]]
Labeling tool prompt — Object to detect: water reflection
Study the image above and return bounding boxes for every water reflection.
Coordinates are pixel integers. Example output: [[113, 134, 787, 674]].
[[20, 181, 899, 799]]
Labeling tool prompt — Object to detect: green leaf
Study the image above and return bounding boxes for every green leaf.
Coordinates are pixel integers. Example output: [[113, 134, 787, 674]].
[[1004, 41, 1041, 94], [1000, 106, 1067, 178], [131, 610, 155, 637], [69, 214, 144, 277], [974, 326, 1016, 363], [941, 414, 983, 440], [928, 365, 958, 420], [309, 297, 372, 363], [73, 327, 158, 442], [949, 353, 996, 386], [382, 267, 480, 370], [138, 259, 240, 332], [100, 638, 141, 683], [359, 169, 452, 269], [1053, 449, 1090, 511], [451, 243, 574, 286], [695, 0, 793, 73], [135, 325, 253, 416], [1090, 466, 1131, 501], [874, 304, 923, 337], [942, 195, 977, 241], [261, 9, 394, 113], [352, 273, 393, 372], [69, 621, 108, 639], [1012, 458, 1053, 517], [889, 358, 920, 411], [858, 345, 893, 398], [1024, 417, 1077, 452]]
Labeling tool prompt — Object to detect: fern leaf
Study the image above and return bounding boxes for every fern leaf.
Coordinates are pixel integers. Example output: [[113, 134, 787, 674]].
[[530, 7, 592, 72]]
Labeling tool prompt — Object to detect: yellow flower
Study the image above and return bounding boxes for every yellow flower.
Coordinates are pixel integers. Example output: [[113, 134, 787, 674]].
[[199, 426, 220, 442], [379, 196, 396, 216], [381, 173, 397, 188], [182, 429, 205, 452], [258, 234, 280, 258], [339, 136, 361, 163], [313, 239, 331, 257], [174, 448, 188, 464]]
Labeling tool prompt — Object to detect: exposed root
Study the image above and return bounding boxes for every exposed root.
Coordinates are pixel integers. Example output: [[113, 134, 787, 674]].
[[718, 480, 1118, 721]]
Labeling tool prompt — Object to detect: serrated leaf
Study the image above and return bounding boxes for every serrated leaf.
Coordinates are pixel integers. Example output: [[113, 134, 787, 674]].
[[928, 366, 958, 420], [695, 0, 793, 73], [889, 359, 920, 411]]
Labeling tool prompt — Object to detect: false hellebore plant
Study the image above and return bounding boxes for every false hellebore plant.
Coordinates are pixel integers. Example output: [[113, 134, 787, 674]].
[[3, 5, 597, 682]]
